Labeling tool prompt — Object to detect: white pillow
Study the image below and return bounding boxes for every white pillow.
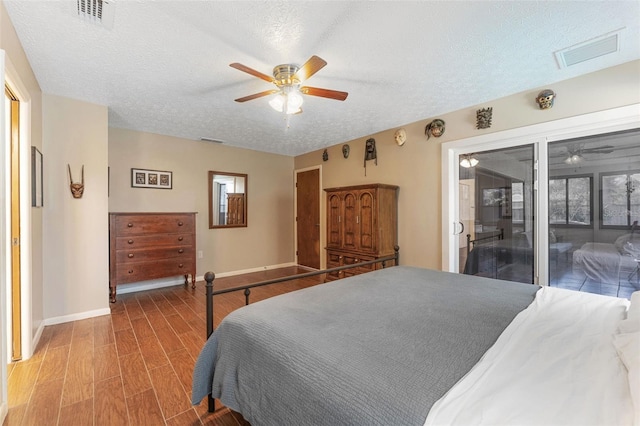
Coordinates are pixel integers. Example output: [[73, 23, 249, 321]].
[[612, 331, 640, 426], [619, 291, 640, 334]]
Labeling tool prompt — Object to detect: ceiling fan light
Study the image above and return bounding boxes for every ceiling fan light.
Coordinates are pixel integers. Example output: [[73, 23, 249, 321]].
[[564, 154, 582, 164], [269, 93, 286, 112], [287, 90, 303, 109], [460, 154, 478, 168]]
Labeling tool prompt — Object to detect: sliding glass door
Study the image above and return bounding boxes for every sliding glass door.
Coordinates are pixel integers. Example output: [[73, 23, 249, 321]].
[[458, 145, 536, 284], [548, 129, 640, 298]]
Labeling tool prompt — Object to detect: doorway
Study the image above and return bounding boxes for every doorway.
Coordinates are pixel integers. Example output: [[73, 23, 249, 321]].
[[296, 167, 320, 269], [5, 86, 21, 361], [457, 145, 536, 284]]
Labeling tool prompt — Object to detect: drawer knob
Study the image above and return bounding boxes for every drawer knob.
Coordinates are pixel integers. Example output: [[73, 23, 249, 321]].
[[128, 270, 134, 274], [178, 236, 184, 241], [128, 239, 134, 244], [128, 253, 134, 258], [178, 221, 184, 226], [178, 249, 184, 254], [127, 223, 133, 228], [178, 263, 184, 268]]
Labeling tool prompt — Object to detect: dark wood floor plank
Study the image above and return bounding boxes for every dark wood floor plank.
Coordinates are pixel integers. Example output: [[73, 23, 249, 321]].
[[126, 389, 165, 425]]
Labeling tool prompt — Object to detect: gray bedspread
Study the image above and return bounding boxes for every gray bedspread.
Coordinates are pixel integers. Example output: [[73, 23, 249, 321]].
[[192, 266, 539, 426]]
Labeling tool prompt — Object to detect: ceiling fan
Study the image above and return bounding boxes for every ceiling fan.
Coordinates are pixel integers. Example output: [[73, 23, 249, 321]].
[[230, 55, 348, 115], [561, 144, 615, 164]]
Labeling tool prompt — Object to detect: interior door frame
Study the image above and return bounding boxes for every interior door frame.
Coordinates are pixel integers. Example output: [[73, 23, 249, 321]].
[[441, 103, 640, 286], [294, 165, 323, 269], [2, 53, 35, 365]]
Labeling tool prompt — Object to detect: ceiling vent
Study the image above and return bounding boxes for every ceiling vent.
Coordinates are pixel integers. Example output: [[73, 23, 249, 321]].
[[76, 0, 115, 29], [200, 137, 224, 144], [554, 29, 623, 68]]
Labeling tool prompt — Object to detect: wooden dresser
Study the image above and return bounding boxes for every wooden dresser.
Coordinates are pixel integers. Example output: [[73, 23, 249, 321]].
[[109, 212, 197, 303], [325, 184, 398, 281]]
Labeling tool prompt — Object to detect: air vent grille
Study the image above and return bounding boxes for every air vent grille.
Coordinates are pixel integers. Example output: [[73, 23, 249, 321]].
[[76, 0, 114, 29], [555, 29, 622, 68]]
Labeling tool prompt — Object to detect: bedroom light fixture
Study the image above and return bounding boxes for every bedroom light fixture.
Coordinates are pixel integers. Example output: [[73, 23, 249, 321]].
[[269, 86, 304, 115], [564, 153, 583, 165], [460, 154, 479, 168]]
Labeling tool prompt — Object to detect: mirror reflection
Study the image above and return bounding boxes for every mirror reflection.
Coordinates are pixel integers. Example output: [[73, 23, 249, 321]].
[[208, 171, 247, 228]]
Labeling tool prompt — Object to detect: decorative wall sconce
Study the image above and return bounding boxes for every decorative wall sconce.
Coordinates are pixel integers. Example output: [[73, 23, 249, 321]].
[[68, 164, 85, 198], [536, 89, 556, 109], [425, 119, 446, 139], [394, 128, 407, 146], [342, 144, 350, 158], [476, 107, 493, 129], [322, 149, 329, 161]]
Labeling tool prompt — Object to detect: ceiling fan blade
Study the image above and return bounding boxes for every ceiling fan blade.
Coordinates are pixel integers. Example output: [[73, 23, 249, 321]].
[[584, 145, 615, 154], [300, 86, 348, 101], [230, 63, 275, 83], [234, 89, 279, 102], [294, 56, 327, 82]]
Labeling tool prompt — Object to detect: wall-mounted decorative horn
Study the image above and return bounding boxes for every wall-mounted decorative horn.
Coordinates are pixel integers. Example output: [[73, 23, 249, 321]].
[[68, 164, 85, 199]]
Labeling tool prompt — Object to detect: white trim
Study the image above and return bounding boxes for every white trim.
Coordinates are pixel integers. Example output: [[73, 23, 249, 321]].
[[441, 104, 640, 281], [43, 308, 111, 326], [213, 262, 299, 278], [0, 48, 8, 426], [4, 54, 34, 361], [113, 261, 301, 296]]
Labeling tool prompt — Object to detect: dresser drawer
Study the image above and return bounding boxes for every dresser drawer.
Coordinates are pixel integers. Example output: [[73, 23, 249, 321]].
[[115, 233, 194, 249], [116, 247, 194, 264], [115, 259, 191, 284], [113, 214, 195, 236]]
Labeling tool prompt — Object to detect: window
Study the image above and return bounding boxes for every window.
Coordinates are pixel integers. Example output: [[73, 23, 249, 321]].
[[601, 171, 640, 227], [549, 176, 592, 226]]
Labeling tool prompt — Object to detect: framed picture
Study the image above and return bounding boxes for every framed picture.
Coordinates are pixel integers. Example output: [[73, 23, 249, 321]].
[[131, 168, 172, 189], [31, 147, 43, 207], [482, 188, 505, 206]]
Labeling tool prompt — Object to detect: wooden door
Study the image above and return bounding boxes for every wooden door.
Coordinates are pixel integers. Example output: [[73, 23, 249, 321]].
[[296, 169, 320, 269], [357, 189, 376, 252], [342, 191, 359, 251]]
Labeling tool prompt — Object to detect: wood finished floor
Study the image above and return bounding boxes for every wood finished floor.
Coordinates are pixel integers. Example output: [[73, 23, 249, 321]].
[[4, 266, 323, 426]]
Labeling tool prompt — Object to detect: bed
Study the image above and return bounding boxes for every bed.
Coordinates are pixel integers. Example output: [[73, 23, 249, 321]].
[[192, 265, 638, 426], [573, 233, 640, 285]]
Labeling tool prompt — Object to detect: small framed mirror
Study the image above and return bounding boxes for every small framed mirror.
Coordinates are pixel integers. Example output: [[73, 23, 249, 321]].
[[208, 171, 247, 228]]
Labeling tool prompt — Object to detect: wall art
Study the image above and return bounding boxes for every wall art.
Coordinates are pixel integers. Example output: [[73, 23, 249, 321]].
[[31, 147, 43, 207], [131, 168, 173, 189]]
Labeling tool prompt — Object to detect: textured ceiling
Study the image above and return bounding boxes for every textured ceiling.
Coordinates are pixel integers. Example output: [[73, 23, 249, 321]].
[[4, 1, 640, 156]]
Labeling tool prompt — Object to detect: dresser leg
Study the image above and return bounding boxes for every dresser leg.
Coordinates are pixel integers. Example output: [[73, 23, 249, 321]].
[[191, 274, 196, 289], [109, 285, 116, 303]]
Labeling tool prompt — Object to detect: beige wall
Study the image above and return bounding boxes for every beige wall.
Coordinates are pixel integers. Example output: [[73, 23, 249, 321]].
[[108, 128, 296, 276], [295, 60, 640, 270], [42, 94, 110, 319]]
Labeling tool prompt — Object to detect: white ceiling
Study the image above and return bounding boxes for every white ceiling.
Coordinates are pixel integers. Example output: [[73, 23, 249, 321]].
[[4, 1, 640, 156]]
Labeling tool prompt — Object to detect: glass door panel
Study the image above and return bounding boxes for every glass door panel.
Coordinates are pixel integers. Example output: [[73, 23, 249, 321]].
[[458, 145, 535, 284], [548, 129, 640, 298]]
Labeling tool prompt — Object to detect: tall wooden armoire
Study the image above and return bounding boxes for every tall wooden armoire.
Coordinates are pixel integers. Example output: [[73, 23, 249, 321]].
[[325, 183, 398, 280]]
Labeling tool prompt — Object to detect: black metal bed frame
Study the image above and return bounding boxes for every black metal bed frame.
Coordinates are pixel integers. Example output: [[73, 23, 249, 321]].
[[201, 245, 400, 413], [466, 229, 504, 257]]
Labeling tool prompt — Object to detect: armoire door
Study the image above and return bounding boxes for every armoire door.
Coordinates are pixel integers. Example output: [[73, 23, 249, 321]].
[[342, 191, 359, 251], [327, 191, 342, 248], [357, 189, 376, 252]]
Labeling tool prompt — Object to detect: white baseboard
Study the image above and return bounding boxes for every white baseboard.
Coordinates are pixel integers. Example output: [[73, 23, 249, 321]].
[[211, 262, 298, 278], [43, 307, 111, 326], [38, 263, 303, 327]]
